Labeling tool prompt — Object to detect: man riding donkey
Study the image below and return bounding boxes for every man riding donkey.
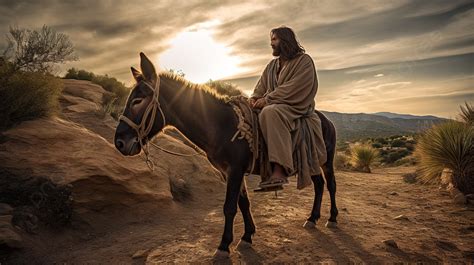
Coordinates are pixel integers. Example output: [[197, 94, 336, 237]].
[[249, 26, 327, 190]]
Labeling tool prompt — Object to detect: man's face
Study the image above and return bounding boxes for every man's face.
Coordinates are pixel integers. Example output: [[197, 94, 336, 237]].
[[271, 33, 281, 57]]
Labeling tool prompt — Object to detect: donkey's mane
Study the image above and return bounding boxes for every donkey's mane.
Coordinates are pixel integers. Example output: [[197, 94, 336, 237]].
[[159, 72, 231, 104]]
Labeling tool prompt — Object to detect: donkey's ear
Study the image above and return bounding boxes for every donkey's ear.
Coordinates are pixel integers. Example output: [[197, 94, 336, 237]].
[[139, 52, 157, 82], [131, 66, 143, 82]]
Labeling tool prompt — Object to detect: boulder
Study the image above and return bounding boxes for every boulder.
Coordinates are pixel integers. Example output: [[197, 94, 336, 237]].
[[0, 215, 22, 249]]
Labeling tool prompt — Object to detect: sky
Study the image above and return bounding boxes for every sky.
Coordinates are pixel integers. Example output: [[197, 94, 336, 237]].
[[0, 0, 472, 118]]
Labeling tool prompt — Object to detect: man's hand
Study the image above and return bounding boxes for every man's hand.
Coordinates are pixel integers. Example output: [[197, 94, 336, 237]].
[[252, 97, 267, 109], [248, 97, 257, 106]]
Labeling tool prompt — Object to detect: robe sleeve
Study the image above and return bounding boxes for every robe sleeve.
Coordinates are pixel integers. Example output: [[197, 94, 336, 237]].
[[251, 76, 266, 98], [265, 55, 318, 105]]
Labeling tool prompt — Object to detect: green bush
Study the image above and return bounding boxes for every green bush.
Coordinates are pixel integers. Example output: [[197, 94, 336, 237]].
[[206, 80, 242, 97], [64, 68, 130, 119], [371, 142, 382, 148], [350, 144, 380, 173], [415, 120, 474, 194], [391, 139, 406, 147], [0, 61, 63, 130]]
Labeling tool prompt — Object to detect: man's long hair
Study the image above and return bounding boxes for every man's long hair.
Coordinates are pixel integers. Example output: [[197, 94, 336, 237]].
[[271, 26, 305, 60]]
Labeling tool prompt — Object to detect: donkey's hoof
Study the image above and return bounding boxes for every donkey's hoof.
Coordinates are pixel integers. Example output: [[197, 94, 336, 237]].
[[213, 249, 230, 259], [236, 239, 252, 250], [303, 220, 316, 229], [325, 221, 338, 228]]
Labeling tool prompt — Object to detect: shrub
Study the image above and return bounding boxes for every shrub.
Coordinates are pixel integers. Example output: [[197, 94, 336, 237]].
[[371, 142, 382, 148], [415, 120, 474, 194], [206, 80, 242, 97], [0, 61, 63, 130], [391, 139, 406, 147], [350, 144, 380, 173], [334, 152, 351, 170], [64, 68, 130, 120]]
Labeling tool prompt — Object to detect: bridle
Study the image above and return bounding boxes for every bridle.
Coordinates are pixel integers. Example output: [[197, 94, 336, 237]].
[[118, 77, 204, 170]]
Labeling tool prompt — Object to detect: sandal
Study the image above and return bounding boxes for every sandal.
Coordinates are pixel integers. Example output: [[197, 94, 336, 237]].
[[259, 177, 289, 188], [253, 186, 284, 192]]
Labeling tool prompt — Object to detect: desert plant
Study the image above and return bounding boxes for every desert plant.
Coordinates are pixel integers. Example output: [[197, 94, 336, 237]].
[[3, 25, 77, 73], [350, 144, 380, 173], [415, 120, 474, 194], [0, 61, 63, 130], [206, 80, 242, 97], [458, 102, 473, 125], [334, 152, 351, 170]]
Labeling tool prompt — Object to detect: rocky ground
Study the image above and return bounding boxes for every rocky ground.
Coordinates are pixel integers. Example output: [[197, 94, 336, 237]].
[[1, 80, 472, 264]]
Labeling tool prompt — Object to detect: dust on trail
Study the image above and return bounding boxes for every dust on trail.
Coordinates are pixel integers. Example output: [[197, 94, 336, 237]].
[[5, 166, 474, 264]]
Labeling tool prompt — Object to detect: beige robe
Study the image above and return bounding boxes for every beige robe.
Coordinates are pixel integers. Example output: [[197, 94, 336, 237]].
[[252, 53, 327, 189]]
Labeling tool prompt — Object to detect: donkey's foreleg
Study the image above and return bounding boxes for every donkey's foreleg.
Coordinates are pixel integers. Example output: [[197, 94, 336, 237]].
[[304, 174, 324, 228], [236, 179, 256, 249], [215, 168, 245, 258]]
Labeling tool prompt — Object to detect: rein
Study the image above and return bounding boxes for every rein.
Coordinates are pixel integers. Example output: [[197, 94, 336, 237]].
[[119, 78, 204, 170]]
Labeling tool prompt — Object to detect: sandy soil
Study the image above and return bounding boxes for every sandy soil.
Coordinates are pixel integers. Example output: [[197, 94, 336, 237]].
[[3, 166, 473, 264]]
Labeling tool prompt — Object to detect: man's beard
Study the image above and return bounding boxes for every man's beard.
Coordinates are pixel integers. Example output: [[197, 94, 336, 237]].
[[272, 45, 281, 56]]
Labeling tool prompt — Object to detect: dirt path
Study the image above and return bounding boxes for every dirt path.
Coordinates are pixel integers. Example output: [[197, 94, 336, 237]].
[[4, 166, 474, 264]]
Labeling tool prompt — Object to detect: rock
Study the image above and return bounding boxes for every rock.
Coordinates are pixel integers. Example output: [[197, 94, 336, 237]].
[[453, 193, 467, 205], [402, 172, 417, 184], [389, 192, 398, 196], [0, 203, 13, 215], [383, 239, 398, 248], [0, 215, 22, 249], [132, 249, 150, 259], [381, 203, 388, 208], [0, 117, 224, 220], [393, 215, 409, 221], [465, 194, 474, 204], [62, 79, 109, 105], [440, 168, 453, 188], [449, 187, 467, 205]]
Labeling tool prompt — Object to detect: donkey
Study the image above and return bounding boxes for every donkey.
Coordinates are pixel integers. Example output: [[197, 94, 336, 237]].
[[114, 53, 338, 258]]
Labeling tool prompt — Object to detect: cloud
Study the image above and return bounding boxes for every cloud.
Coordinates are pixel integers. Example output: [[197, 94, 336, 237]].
[[0, 0, 471, 117]]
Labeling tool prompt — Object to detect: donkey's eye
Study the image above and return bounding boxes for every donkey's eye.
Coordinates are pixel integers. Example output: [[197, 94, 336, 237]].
[[131, 98, 143, 106]]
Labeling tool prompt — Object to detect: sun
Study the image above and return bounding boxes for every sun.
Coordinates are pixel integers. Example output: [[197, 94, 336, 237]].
[[158, 21, 243, 84]]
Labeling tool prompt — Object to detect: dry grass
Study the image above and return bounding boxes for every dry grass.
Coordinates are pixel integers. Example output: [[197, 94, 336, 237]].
[[350, 144, 380, 173]]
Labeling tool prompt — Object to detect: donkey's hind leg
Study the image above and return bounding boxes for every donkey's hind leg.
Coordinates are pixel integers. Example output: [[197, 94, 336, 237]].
[[304, 174, 324, 228], [236, 179, 256, 249], [323, 164, 338, 228], [215, 167, 245, 258]]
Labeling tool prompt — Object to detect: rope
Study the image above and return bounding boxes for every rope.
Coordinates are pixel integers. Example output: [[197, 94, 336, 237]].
[[119, 79, 204, 171], [229, 96, 260, 176]]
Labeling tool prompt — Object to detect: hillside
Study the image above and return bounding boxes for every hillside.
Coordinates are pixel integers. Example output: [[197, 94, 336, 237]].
[[321, 111, 447, 142]]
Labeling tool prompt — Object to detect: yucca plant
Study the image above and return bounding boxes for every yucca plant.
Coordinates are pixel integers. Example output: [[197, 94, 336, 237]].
[[459, 102, 473, 125], [350, 144, 379, 173], [415, 120, 474, 194]]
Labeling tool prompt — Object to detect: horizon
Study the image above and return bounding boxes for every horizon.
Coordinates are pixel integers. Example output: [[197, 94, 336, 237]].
[[1, 0, 472, 118]]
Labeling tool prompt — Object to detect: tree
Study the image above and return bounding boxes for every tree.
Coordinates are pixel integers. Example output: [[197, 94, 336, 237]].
[[2, 25, 78, 73]]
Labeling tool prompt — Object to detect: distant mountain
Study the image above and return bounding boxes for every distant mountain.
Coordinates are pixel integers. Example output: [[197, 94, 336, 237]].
[[373, 112, 441, 120], [320, 111, 448, 142], [221, 76, 449, 142]]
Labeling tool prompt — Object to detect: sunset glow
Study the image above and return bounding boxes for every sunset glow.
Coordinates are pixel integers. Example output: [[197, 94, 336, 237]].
[[158, 21, 244, 83]]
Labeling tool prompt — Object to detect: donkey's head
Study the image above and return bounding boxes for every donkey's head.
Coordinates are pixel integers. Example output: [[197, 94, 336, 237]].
[[114, 52, 165, 156]]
